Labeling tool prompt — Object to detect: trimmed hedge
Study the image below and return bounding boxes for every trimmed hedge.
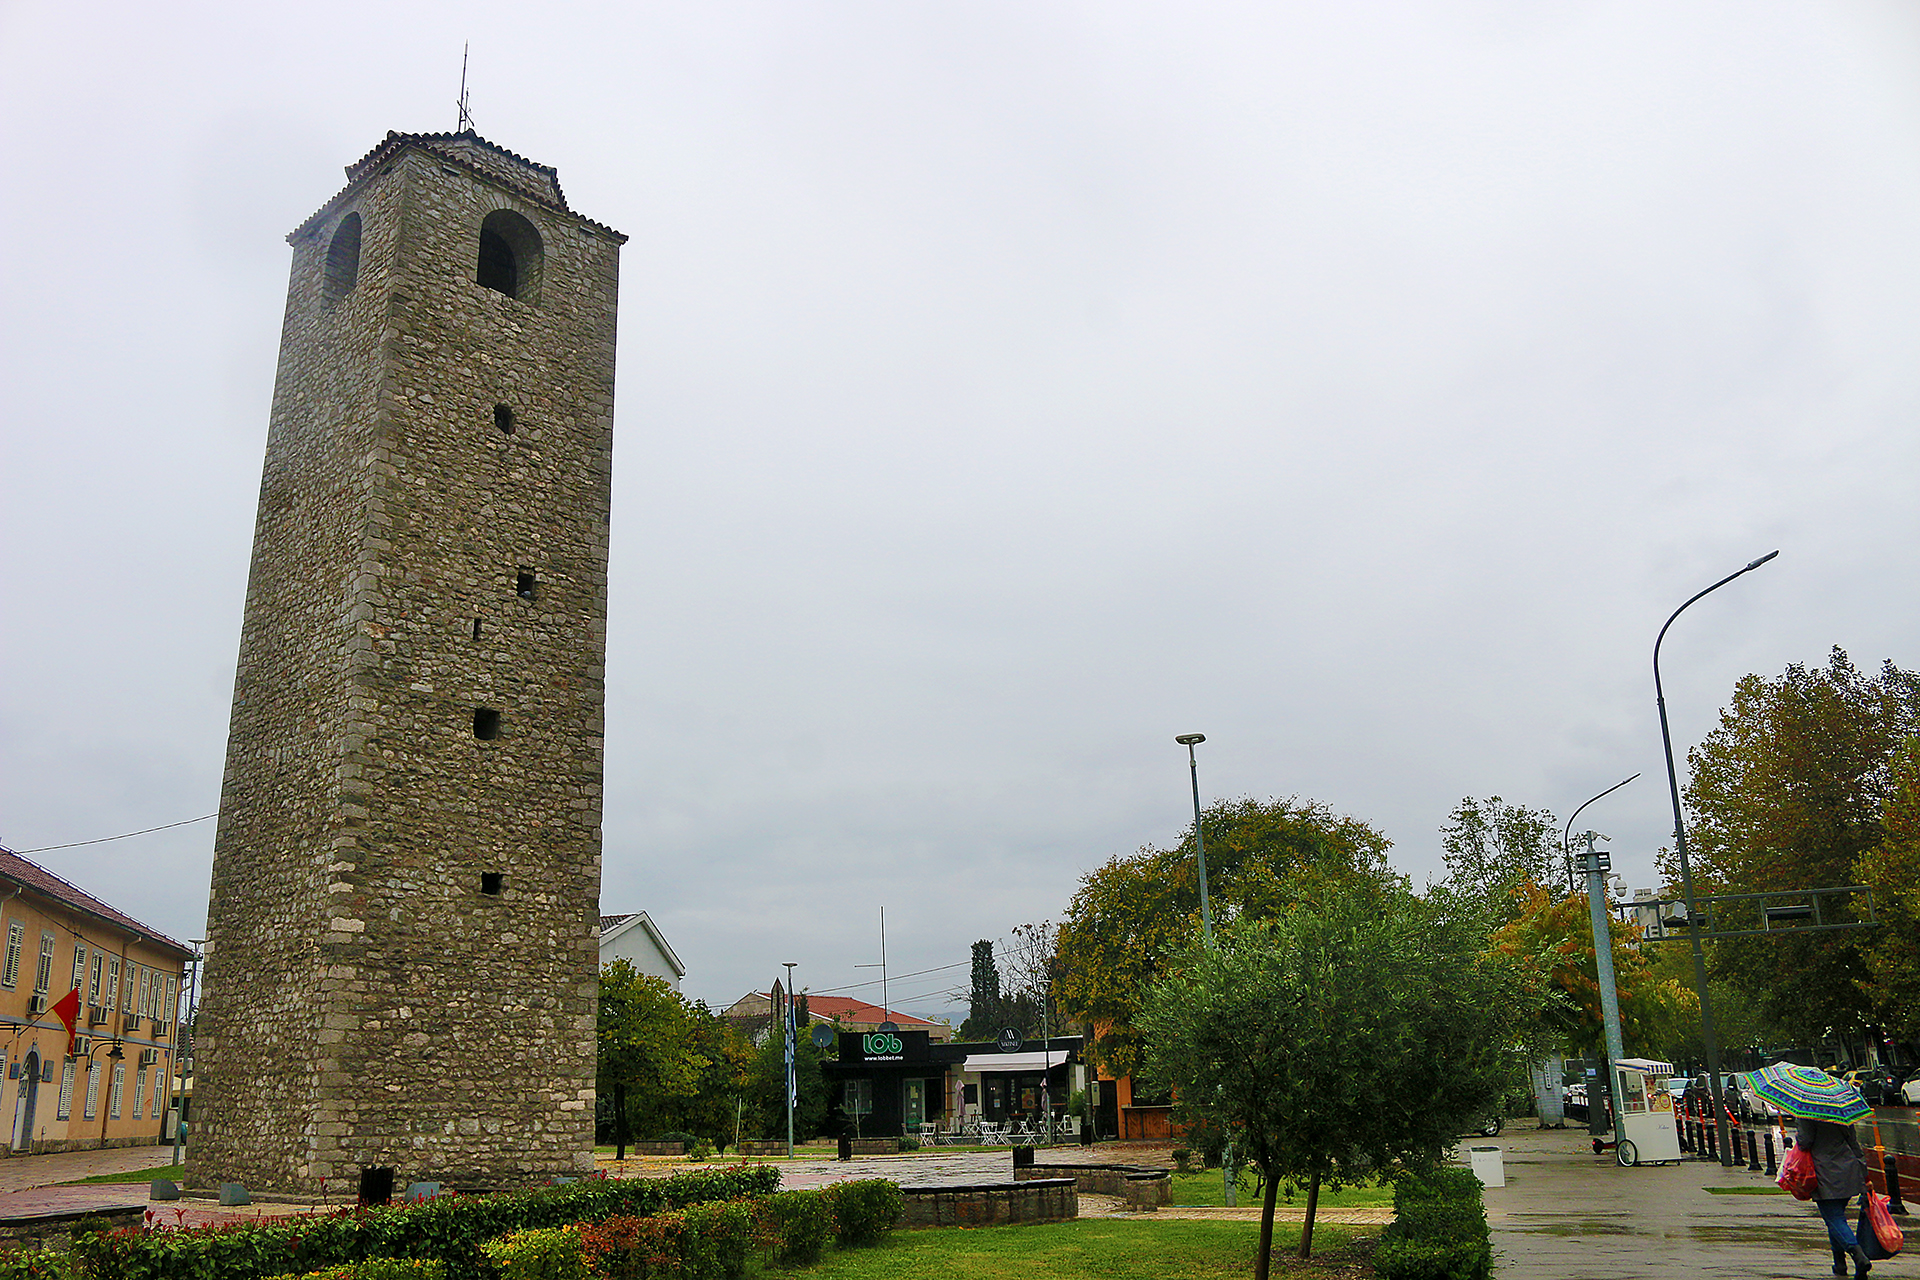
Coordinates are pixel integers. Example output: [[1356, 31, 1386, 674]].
[[575, 1201, 753, 1280], [479, 1229, 587, 1280], [270, 1265, 449, 1280], [757, 1190, 832, 1267], [0, 1252, 75, 1280], [1376, 1166, 1492, 1280], [74, 1165, 778, 1280], [820, 1181, 902, 1248]]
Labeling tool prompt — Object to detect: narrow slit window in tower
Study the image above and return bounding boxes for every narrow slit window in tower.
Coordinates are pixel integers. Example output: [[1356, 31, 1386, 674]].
[[516, 571, 535, 600], [472, 618, 482, 640], [494, 405, 514, 435], [473, 708, 501, 740], [480, 873, 504, 896]]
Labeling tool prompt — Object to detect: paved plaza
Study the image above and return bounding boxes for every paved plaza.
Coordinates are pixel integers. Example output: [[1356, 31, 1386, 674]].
[[1480, 1123, 1908, 1279]]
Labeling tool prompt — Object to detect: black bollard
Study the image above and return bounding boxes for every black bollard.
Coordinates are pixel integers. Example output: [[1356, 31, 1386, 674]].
[[1764, 1130, 1777, 1177], [1678, 1114, 1691, 1154], [1747, 1131, 1761, 1174], [1705, 1120, 1716, 1162], [1886, 1153, 1908, 1216]]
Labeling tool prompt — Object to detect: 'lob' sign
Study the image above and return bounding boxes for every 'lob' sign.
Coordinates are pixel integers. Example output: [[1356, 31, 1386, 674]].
[[862, 1032, 904, 1057]]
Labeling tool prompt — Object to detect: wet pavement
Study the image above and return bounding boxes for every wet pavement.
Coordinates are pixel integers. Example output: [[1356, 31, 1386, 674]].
[[1477, 1123, 1907, 1279]]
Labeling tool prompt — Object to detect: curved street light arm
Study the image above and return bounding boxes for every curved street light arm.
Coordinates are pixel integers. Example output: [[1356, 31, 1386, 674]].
[[1651, 549, 1777, 1167], [1562, 773, 1640, 873]]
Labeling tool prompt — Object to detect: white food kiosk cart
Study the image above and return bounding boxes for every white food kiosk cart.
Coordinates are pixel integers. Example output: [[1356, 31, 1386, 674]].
[[1612, 1057, 1681, 1166]]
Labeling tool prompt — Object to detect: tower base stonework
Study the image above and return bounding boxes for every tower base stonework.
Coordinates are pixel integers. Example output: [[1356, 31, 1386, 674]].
[[190, 131, 622, 1194]]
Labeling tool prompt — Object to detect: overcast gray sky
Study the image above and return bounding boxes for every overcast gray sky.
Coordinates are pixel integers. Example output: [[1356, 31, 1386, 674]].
[[4, 2, 1919, 1020]]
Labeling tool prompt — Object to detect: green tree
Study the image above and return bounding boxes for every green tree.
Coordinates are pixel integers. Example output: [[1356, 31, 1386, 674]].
[[1434, 795, 1562, 928], [1139, 884, 1528, 1273], [744, 1025, 834, 1142], [658, 1002, 753, 1150], [1057, 796, 1395, 1079], [597, 961, 706, 1159], [1489, 882, 1696, 1059], [1681, 649, 1920, 1044], [958, 940, 1004, 1041], [1858, 736, 1920, 1043]]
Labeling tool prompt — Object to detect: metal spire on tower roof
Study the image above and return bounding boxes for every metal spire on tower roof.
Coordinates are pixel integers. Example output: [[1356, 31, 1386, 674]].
[[457, 42, 475, 133]]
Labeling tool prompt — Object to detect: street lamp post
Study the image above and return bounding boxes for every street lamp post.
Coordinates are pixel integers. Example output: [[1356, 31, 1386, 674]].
[[1654, 550, 1777, 1168], [1175, 733, 1231, 1204], [170, 939, 206, 1167], [1175, 735, 1214, 946], [783, 962, 797, 1160]]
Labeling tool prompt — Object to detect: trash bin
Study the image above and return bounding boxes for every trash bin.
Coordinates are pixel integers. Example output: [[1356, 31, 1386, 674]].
[[1467, 1145, 1505, 1188]]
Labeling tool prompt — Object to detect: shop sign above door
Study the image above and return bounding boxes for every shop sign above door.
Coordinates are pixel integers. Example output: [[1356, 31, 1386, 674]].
[[862, 1032, 904, 1058]]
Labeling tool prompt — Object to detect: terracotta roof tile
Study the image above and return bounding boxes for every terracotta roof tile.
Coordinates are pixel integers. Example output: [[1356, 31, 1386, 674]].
[[0, 847, 194, 960], [291, 129, 626, 244]]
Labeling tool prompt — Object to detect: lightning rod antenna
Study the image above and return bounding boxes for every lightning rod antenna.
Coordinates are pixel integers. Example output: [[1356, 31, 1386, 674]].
[[457, 43, 475, 133]]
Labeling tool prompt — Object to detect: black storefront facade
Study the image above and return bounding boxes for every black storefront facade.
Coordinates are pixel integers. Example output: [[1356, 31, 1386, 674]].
[[822, 1031, 1084, 1138]]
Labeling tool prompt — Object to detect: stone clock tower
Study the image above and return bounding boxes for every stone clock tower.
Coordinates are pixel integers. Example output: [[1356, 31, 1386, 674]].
[[191, 131, 623, 1194]]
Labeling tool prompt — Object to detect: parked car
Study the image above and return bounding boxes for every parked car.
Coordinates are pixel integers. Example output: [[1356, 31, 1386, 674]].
[[1682, 1074, 1739, 1125], [1843, 1067, 1898, 1106], [1732, 1072, 1783, 1123], [1901, 1071, 1920, 1106]]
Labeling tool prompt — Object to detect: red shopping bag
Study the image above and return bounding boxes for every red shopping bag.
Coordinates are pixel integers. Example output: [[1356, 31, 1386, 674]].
[[1777, 1143, 1816, 1200], [1860, 1190, 1903, 1258]]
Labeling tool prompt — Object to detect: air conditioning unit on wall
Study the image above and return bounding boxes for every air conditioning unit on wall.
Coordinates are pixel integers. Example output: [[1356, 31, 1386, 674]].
[[70, 1036, 91, 1058], [25, 995, 47, 1016], [139, 1048, 158, 1066]]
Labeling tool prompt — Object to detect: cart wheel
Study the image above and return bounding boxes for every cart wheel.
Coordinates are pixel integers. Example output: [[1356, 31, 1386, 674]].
[[1617, 1139, 1638, 1167]]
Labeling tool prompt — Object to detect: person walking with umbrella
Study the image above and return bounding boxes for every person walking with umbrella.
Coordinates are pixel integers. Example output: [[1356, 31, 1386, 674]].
[[1751, 1064, 1876, 1277]]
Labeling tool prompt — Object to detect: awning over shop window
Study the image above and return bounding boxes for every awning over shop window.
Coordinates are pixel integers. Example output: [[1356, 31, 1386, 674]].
[[961, 1053, 1066, 1074]]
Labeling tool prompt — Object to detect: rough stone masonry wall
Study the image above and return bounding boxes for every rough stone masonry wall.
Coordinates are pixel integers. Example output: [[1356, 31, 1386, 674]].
[[193, 140, 622, 1194]]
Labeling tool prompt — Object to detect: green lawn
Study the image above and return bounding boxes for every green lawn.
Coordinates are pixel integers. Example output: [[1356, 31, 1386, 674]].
[[755, 1219, 1366, 1280], [65, 1163, 183, 1185], [1169, 1169, 1394, 1209]]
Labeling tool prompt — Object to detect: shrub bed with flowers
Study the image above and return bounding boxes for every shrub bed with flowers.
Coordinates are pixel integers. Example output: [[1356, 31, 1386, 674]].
[[66, 1165, 781, 1280]]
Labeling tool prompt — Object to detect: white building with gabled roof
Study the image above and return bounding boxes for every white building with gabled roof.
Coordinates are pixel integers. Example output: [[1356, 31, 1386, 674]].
[[597, 913, 685, 991]]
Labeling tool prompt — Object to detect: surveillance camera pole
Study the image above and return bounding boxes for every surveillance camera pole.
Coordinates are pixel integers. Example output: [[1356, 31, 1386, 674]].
[[1578, 832, 1628, 1142]]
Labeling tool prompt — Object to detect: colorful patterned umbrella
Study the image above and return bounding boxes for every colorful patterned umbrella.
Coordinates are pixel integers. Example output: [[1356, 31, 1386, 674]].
[[1749, 1063, 1871, 1123]]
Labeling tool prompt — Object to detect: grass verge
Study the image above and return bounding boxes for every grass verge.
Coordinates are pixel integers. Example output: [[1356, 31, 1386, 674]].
[[1170, 1170, 1394, 1209], [65, 1163, 183, 1185], [754, 1219, 1371, 1280]]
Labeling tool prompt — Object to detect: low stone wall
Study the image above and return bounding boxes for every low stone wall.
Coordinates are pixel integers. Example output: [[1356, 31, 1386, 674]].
[[624, 1142, 684, 1156], [0, 1204, 145, 1251], [848, 1138, 899, 1156], [738, 1141, 785, 1156], [1021, 1162, 1172, 1211], [899, 1178, 1077, 1227]]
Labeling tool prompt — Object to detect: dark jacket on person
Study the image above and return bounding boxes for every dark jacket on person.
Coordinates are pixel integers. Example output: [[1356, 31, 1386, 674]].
[[1795, 1117, 1867, 1200]]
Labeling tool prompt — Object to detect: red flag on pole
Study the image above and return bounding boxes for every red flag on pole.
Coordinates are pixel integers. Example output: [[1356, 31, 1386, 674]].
[[51, 988, 81, 1057]]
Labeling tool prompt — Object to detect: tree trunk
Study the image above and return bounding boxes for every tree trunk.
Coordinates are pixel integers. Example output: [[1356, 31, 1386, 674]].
[[615, 1081, 629, 1160], [1255, 1164, 1279, 1280], [1299, 1167, 1321, 1259]]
